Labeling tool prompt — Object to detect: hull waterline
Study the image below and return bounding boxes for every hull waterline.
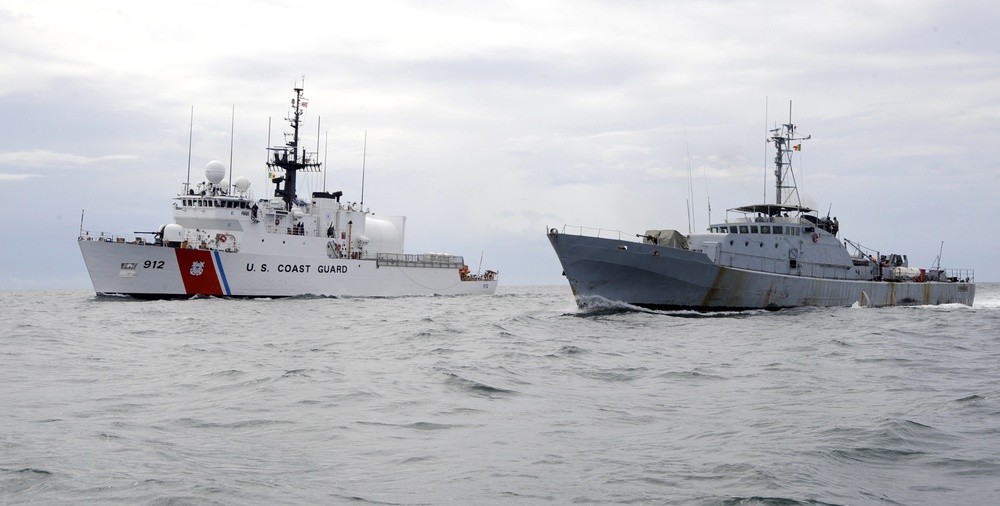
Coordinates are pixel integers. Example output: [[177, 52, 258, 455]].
[[548, 232, 974, 310], [80, 239, 496, 299]]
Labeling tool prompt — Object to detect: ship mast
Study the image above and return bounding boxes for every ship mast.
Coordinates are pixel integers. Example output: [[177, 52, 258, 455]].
[[770, 103, 810, 208], [268, 85, 321, 210]]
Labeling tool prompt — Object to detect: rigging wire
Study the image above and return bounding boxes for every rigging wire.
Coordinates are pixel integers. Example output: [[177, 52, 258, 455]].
[[682, 120, 695, 233]]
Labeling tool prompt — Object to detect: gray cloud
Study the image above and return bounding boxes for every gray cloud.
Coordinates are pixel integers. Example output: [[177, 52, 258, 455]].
[[2, 0, 998, 288]]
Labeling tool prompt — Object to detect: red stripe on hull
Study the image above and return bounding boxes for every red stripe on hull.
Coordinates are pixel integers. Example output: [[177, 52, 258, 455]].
[[174, 249, 224, 295]]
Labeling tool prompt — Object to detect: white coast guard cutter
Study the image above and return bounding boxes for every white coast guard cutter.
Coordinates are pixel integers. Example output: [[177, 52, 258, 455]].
[[79, 85, 498, 298], [548, 112, 974, 310]]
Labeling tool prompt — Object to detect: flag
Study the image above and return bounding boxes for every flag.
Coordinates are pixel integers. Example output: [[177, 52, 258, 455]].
[[793, 144, 801, 151]]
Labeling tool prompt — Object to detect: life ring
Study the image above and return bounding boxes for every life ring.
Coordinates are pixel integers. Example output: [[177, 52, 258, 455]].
[[219, 235, 227, 243], [812, 232, 819, 243]]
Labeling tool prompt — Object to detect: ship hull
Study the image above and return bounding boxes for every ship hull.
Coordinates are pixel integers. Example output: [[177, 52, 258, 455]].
[[79, 239, 497, 298], [548, 232, 975, 310]]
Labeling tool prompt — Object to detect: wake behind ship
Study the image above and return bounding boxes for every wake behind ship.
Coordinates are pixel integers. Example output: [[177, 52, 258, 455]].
[[79, 85, 498, 298], [548, 113, 974, 310]]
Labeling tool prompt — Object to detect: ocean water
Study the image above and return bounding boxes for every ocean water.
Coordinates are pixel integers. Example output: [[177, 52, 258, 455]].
[[2, 284, 999, 505]]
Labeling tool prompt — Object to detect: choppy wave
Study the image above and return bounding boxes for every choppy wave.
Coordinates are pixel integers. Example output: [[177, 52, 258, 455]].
[[1, 284, 998, 504], [573, 294, 772, 318]]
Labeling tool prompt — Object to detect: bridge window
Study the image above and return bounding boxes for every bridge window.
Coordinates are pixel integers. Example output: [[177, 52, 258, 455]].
[[739, 226, 749, 234], [760, 226, 770, 234], [750, 226, 758, 233]]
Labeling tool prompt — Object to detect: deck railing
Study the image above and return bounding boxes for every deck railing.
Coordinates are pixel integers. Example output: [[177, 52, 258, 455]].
[[551, 225, 636, 241], [376, 253, 465, 269], [943, 269, 975, 283], [78, 230, 152, 245]]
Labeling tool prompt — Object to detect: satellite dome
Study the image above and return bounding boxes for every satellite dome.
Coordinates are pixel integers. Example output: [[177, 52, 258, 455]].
[[234, 176, 250, 192], [205, 160, 226, 184]]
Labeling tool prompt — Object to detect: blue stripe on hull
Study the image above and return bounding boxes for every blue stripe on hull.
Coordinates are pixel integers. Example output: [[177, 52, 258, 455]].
[[213, 250, 232, 296]]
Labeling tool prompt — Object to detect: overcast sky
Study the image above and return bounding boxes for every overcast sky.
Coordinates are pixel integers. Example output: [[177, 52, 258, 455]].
[[2, 0, 998, 289]]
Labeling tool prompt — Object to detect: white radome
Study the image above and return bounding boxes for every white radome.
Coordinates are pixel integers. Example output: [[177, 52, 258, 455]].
[[234, 176, 250, 192], [205, 160, 226, 184]]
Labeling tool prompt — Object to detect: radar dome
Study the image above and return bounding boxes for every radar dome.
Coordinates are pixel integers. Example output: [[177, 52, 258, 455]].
[[205, 160, 226, 184], [234, 176, 250, 192]]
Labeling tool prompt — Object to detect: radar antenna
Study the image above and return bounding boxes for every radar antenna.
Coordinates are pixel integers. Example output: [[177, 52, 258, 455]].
[[770, 101, 811, 208], [267, 85, 322, 210]]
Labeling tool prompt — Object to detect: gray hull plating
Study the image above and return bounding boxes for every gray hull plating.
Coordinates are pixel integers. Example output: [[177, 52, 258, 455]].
[[548, 232, 975, 310]]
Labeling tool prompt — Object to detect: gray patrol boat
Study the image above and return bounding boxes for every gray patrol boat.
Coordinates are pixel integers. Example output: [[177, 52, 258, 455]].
[[547, 116, 975, 310]]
